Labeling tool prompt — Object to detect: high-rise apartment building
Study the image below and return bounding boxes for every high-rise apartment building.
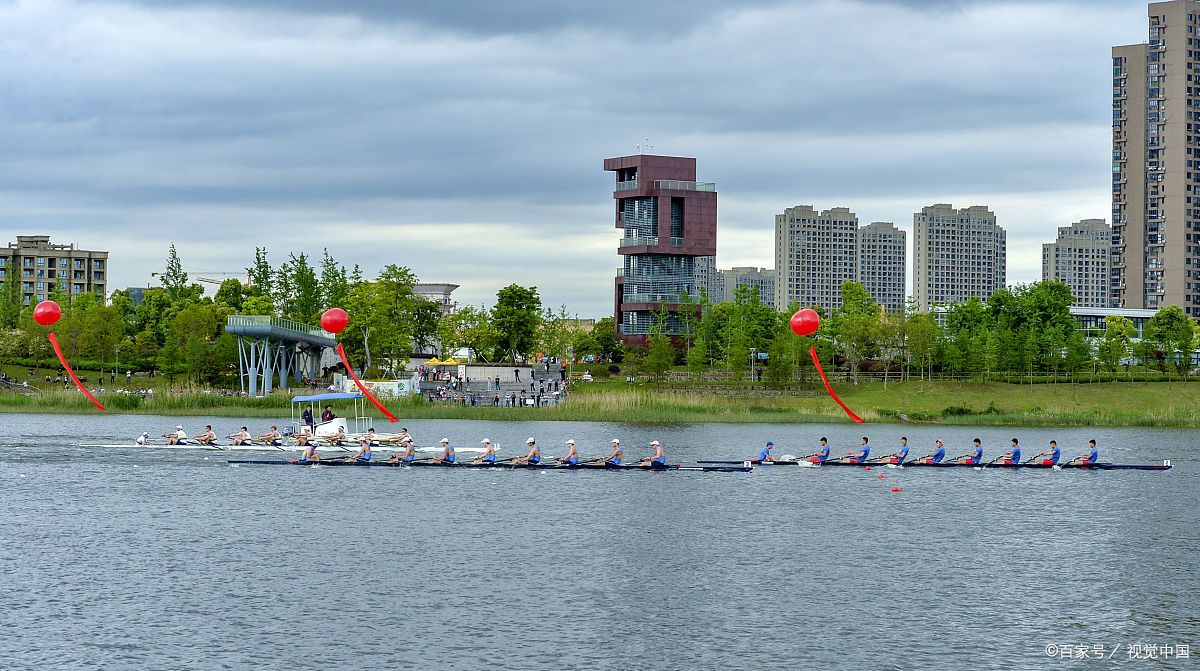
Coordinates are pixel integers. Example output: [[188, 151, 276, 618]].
[[0, 235, 109, 305], [694, 255, 720, 302], [1112, 1, 1200, 314], [606, 154, 717, 344], [1042, 219, 1112, 308], [912, 204, 1006, 310], [718, 267, 775, 307], [774, 205, 859, 312], [857, 222, 906, 313]]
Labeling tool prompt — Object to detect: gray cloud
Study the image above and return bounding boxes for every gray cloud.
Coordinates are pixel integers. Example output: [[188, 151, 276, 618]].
[[1, 0, 1145, 315]]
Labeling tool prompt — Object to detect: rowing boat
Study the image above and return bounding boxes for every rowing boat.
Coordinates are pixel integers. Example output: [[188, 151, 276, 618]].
[[696, 459, 1172, 471], [228, 459, 753, 472]]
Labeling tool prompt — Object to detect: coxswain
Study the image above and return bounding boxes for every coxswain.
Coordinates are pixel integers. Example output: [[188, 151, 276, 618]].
[[757, 441, 777, 463], [1032, 440, 1060, 466], [194, 425, 217, 445], [877, 436, 910, 464], [601, 439, 623, 466], [472, 438, 497, 464], [997, 438, 1021, 466], [513, 437, 541, 465], [639, 440, 667, 468], [917, 438, 946, 464], [954, 438, 984, 465], [836, 437, 870, 464], [135, 431, 151, 446], [433, 437, 456, 464], [163, 425, 187, 445], [559, 439, 581, 466], [1068, 439, 1099, 466], [803, 437, 831, 464], [257, 425, 282, 446], [227, 426, 251, 446]]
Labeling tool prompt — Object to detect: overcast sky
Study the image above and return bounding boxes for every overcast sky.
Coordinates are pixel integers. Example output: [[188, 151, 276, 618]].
[[1, 0, 1148, 317]]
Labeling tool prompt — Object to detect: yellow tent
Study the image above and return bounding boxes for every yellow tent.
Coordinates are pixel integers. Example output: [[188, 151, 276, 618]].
[[442, 358, 459, 365], [425, 358, 443, 366]]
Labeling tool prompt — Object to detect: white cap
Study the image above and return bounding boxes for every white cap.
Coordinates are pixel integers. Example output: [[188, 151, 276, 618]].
[[566, 439, 575, 445], [142, 432, 149, 437], [440, 438, 449, 444], [481, 438, 491, 444], [526, 437, 536, 444], [176, 425, 182, 430], [650, 440, 661, 446], [611, 438, 620, 443]]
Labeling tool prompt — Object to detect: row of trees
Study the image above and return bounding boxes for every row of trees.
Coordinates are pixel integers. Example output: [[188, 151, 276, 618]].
[[633, 280, 1200, 381], [0, 245, 620, 385]]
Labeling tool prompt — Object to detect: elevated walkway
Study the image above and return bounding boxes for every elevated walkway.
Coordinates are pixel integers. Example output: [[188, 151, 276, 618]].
[[225, 316, 337, 397]]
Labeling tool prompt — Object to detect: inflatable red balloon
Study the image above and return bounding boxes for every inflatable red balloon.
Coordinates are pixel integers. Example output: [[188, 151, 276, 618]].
[[33, 300, 61, 327], [789, 308, 820, 337], [321, 307, 349, 334]]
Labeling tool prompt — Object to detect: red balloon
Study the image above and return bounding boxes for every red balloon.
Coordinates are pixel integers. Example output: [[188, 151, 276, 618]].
[[789, 308, 820, 337], [321, 307, 349, 334], [33, 300, 61, 327]]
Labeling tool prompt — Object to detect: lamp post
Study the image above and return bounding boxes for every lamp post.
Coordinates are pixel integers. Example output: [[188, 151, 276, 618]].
[[115, 347, 120, 385], [749, 348, 757, 382]]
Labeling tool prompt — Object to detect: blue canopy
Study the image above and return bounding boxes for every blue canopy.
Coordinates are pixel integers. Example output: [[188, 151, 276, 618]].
[[291, 392, 363, 403]]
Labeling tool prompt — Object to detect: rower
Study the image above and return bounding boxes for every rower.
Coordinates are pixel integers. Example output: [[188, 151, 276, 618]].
[[837, 437, 870, 464], [877, 436, 909, 464], [295, 441, 320, 464], [360, 428, 378, 447], [513, 437, 541, 465], [559, 439, 581, 466], [1068, 439, 1099, 466], [473, 438, 497, 464], [1032, 440, 1060, 466], [327, 425, 348, 446], [227, 426, 251, 446], [433, 437, 456, 464], [347, 436, 373, 462], [639, 440, 667, 468], [757, 441, 777, 463], [954, 438, 984, 465], [917, 438, 946, 464], [803, 437, 831, 464], [194, 425, 217, 446], [257, 426, 282, 446], [387, 436, 418, 464], [602, 439, 623, 466], [163, 425, 187, 445], [997, 438, 1021, 465], [136, 431, 151, 446]]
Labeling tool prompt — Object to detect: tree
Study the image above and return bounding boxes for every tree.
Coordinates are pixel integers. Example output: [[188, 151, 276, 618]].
[[214, 278, 249, 311], [0, 271, 21, 329], [904, 312, 940, 380], [641, 333, 674, 381], [1097, 315, 1135, 372], [492, 284, 542, 362], [160, 244, 189, 300], [587, 316, 623, 363], [439, 305, 495, 361], [833, 281, 879, 383], [765, 327, 793, 385], [410, 299, 442, 355], [1143, 305, 1195, 374], [319, 248, 350, 309], [247, 247, 274, 300]]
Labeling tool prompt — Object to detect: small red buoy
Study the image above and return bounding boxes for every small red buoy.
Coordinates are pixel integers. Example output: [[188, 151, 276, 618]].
[[891, 486, 902, 492], [878, 474, 886, 479], [864, 466, 872, 471]]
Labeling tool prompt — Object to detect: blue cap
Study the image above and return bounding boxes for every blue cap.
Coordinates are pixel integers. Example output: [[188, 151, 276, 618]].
[[766, 441, 774, 446]]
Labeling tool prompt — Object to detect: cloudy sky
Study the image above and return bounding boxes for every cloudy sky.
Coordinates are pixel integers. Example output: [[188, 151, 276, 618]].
[[2, 0, 1148, 316]]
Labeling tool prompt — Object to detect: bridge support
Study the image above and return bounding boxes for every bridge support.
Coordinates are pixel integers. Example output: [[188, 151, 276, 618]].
[[227, 316, 337, 397]]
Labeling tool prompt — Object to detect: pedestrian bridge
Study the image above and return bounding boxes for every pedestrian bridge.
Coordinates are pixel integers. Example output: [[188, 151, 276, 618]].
[[225, 315, 338, 396]]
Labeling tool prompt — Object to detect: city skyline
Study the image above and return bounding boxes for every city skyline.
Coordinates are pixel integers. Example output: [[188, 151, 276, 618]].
[[1, 0, 1144, 317]]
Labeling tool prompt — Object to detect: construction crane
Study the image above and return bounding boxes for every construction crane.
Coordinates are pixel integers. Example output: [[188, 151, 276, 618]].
[[150, 270, 254, 287]]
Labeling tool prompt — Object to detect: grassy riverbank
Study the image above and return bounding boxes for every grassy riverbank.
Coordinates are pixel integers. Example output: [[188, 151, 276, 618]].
[[3, 378, 1200, 426]]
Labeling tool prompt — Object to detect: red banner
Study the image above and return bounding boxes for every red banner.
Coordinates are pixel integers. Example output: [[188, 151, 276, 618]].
[[48, 332, 105, 412], [809, 345, 863, 424], [337, 342, 398, 423]]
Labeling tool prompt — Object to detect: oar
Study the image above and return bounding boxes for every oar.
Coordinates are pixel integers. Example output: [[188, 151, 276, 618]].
[[978, 456, 1006, 470]]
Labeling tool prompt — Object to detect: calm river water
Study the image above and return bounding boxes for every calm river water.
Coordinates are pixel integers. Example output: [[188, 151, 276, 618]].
[[0, 413, 1196, 670]]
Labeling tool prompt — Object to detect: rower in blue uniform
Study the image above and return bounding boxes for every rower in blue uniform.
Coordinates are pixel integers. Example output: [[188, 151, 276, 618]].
[[559, 440, 581, 466], [1032, 440, 1060, 466], [877, 436, 909, 464], [917, 438, 946, 464], [295, 442, 320, 463], [473, 438, 497, 464], [1069, 439, 1099, 466], [639, 440, 667, 468], [433, 438, 455, 464], [837, 437, 870, 463], [602, 439, 623, 466], [757, 441, 777, 463], [996, 438, 1021, 465], [803, 437, 831, 464], [348, 438, 372, 462], [513, 437, 541, 465], [954, 438, 983, 465]]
